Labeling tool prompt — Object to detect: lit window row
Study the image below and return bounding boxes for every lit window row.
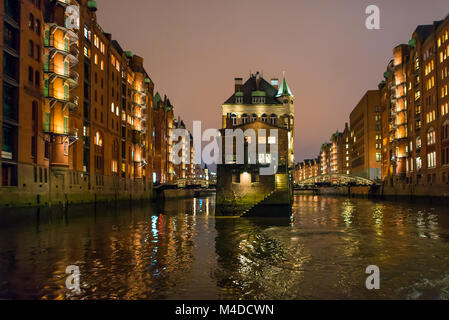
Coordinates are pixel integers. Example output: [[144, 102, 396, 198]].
[[437, 31, 449, 48], [426, 76, 435, 90], [111, 55, 120, 72], [427, 151, 437, 168], [440, 45, 449, 63], [442, 103, 449, 116], [426, 110, 436, 123], [425, 60, 434, 76], [442, 84, 448, 98], [442, 66, 448, 80]]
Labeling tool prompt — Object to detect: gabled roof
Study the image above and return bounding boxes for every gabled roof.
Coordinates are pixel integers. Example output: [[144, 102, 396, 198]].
[[223, 73, 282, 105]]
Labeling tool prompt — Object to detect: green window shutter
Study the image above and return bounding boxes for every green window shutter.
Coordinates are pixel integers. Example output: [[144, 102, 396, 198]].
[[64, 117, 68, 134], [44, 30, 50, 46], [64, 38, 69, 51], [64, 84, 68, 100], [44, 79, 49, 96], [64, 61, 68, 76], [44, 54, 49, 71], [44, 112, 50, 132]]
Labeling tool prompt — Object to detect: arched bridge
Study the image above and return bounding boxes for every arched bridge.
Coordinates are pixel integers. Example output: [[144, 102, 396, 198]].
[[297, 174, 376, 186]]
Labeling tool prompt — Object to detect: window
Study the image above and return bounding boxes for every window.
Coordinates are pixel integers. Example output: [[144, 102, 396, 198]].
[[36, 19, 41, 35], [241, 114, 248, 124], [94, 34, 99, 48], [231, 113, 237, 126], [28, 40, 34, 57], [35, 45, 41, 62], [261, 114, 267, 123], [268, 136, 276, 144], [28, 66, 34, 83], [376, 153, 381, 162], [29, 13, 34, 30], [94, 54, 98, 65], [84, 25, 91, 41], [270, 114, 278, 126], [251, 114, 257, 122], [427, 151, 436, 168], [416, 157, 422, 170], [427, 128, 436, 145], [34, 71, 40, 88], [235, 96, 243, 104]]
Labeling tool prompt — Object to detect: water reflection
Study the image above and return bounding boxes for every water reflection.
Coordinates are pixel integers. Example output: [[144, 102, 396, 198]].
[[1, 194, 449, 299]]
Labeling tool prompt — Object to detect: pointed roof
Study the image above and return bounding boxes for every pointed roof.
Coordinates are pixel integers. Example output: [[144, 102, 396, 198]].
[[277, 73, 293, 97], [153, 92, 162, 108]]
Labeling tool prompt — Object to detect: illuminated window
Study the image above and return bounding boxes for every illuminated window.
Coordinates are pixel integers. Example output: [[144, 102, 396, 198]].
[[100, 60, 104, 71], [427, 128, 436, 145], [268, 136, 276, 144], [111, 103, 114, 113], [94, 34, 99, 48], [376, 153, 381, 162], [427, 151, 436, 168], [94, 132, 103, 146], [94, 54, 98, 65]]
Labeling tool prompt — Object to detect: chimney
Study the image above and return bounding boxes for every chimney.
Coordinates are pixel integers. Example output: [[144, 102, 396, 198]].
[[271, 78, 279, 90], [234, 78, 243, 92]]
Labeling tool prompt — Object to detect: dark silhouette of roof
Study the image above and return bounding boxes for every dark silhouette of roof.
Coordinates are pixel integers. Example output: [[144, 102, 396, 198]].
[[223, 73, 283, 105]]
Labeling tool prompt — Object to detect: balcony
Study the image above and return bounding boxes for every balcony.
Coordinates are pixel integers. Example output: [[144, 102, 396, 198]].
[[46, 24, 79, 45], [44, 89, 78, 111], [44, 64, 79, 88], [44, 38, 78, 65]]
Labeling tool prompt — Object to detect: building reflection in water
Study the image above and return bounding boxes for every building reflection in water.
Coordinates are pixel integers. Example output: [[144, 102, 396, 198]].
[[2, 195, 449, 299]]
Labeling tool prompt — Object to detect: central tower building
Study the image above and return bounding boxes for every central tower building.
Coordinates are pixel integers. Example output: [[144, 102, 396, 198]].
[[216, 72, 295, 216]]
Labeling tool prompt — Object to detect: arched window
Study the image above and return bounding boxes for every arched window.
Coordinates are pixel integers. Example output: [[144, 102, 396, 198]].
[[261, 114, 267, 123], [251, 114, 257, 122], [231, 113, 237, 125], [270, 114, 278, 126], [242, 114, 248, 124]]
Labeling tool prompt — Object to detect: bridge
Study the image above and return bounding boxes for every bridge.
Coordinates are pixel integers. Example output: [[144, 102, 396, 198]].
[[296, 173, 377, 187]]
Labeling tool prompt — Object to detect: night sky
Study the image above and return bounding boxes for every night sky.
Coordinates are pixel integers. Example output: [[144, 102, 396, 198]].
[[96, 0, 449, 162]]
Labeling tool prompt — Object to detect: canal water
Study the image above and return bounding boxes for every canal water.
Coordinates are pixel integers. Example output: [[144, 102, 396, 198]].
[[1, 193, 449, 300]]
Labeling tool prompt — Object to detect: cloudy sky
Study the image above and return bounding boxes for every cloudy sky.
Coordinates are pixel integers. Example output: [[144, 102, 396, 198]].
[[97, 0, 449, 162]]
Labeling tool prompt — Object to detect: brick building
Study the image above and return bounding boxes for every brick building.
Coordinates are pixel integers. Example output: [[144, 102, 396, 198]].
[[350, 90, 382, 180], [380, 14, 449, 196], [0, 0, 175, 206]]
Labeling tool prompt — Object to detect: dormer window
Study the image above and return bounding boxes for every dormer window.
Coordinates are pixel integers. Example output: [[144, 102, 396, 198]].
[[235, 92, 243, 104], [252, 96, 265, 104], [251, 91, 266, 104]]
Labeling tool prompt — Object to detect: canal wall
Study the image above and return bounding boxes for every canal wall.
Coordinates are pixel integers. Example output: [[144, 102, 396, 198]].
[[163, 189, 196, 199], [295, 186, 375, 198], [382, 184, 449, 198], [0, 173, 155, 208]]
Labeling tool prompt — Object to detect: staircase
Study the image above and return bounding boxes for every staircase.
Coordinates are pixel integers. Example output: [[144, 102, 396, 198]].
[[241, 174, 292, 218]]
